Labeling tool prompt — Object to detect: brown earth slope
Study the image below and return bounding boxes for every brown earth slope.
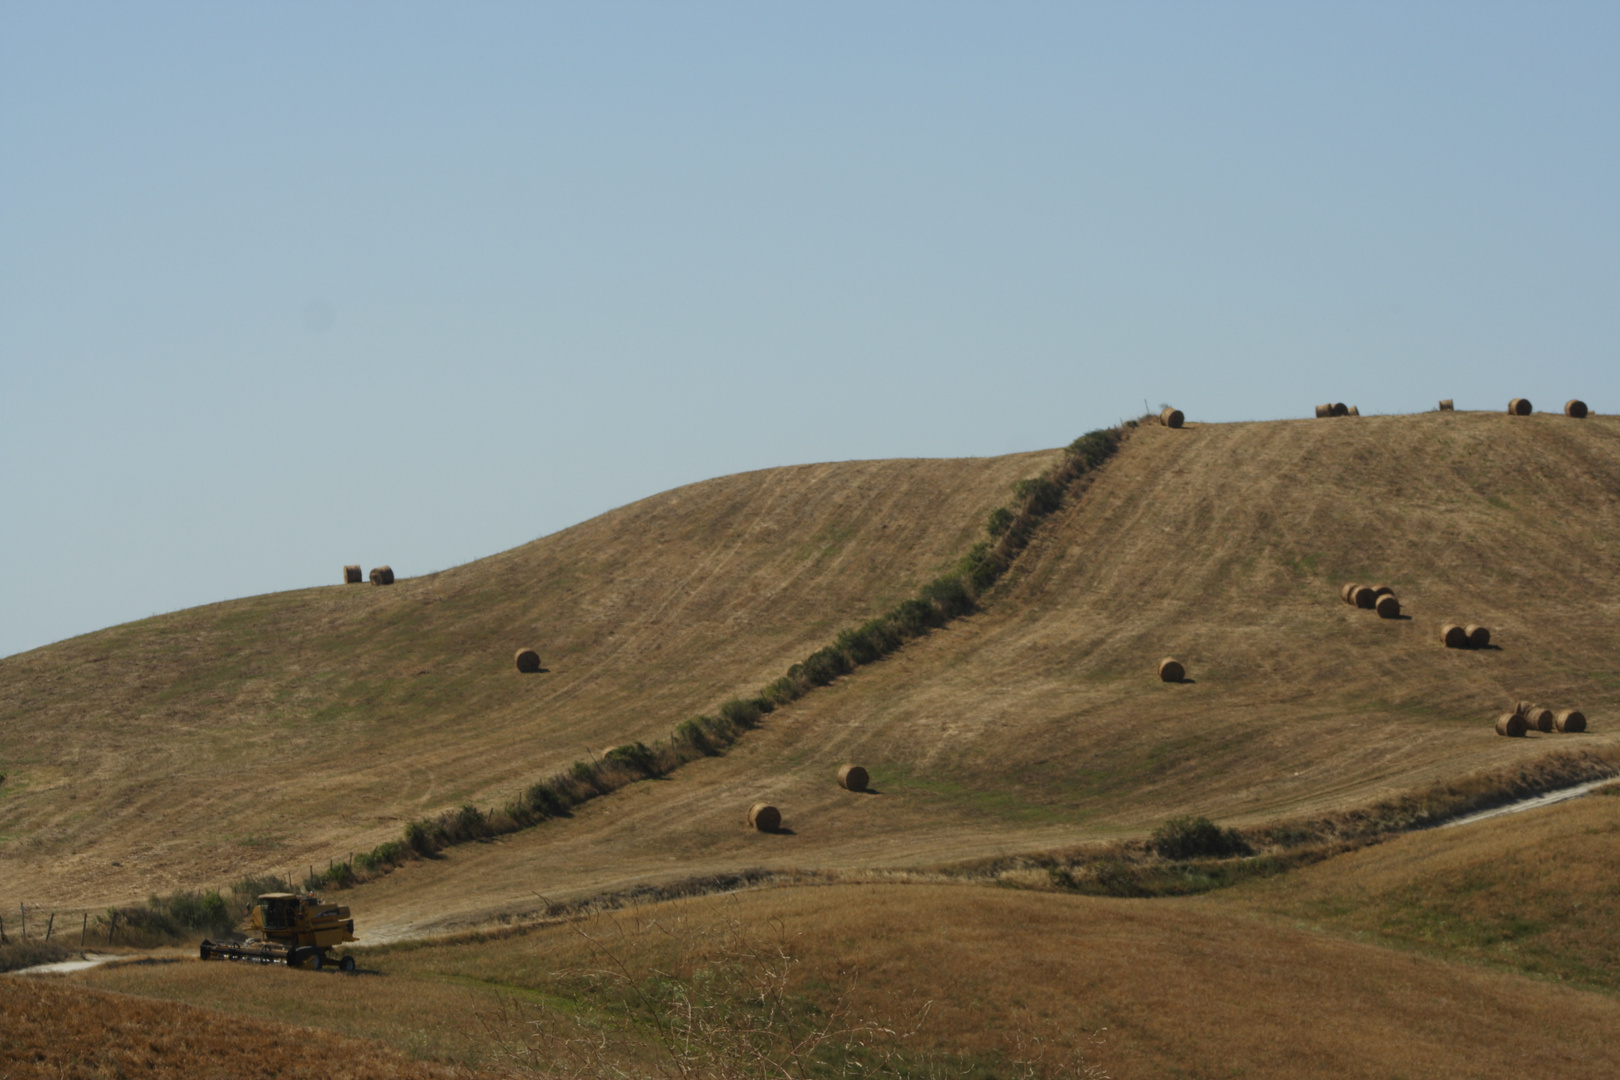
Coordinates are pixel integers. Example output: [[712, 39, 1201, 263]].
[[0, 452, 1054, 908]]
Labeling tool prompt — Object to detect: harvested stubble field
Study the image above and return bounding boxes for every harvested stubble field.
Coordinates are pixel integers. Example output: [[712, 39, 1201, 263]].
[[5, 414, 1620, 937], [0, 974, 456, 1079], [66, 873, 1620, 1079], [8, 409, 1620, 1077]]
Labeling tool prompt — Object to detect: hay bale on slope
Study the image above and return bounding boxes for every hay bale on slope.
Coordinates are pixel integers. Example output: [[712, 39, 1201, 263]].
[[1508, 398, 1532, 416], [1439, 399, 1454, 411], [1160, 407, 1185, 429], [1371, 584, 1394, 598], [1566, 399, 1589, 419], [343, 564, 362, 584], [369, 566, 394, 585], [1347, 405, 1361, 416], [1157, 657, 1186, 682], [1352, 586, 1377, 609], [1340, 583, 1360, 604], [1465, 624, 1491, 649], [1375, 593, 1401, 619], [1555, 709, 1587, 733], [1496, 712, 1528, 737], [1332, 403, 1349, 417], [837, 764, 869, 792], [1524, 706, 1555, 733], [748, 803, 781, 832], [1512, 700, 1536, 718], [514, 649, 542, 674], [1315, 404, 1335, 418], [1440, 624, 1468, 649]]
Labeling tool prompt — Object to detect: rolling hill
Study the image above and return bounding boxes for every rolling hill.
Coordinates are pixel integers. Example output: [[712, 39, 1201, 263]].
[[3, 410, 1618, 937]]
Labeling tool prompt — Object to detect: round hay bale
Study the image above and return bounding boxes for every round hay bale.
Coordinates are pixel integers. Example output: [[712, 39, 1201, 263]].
[[1347, 405, 1361, 416], [1157, 657, 1185, 682], [1495, 712, 1528, 737], [1352, 586, 1377, 609], [514, 648, 541, 674], [1340, 583, 1359, 604], [1439, 399, 1454, 411], [369, 566, 394, 585], [1160, 407, 1184, 429], [1371, 584, 1394, 598], [1440, 624, 1467, 649], [1465, 624, 1491, 649], [343, 564, 362, 584], [1315, 403, 1335, 418], [1565, 399, 1589, 419], [1375, 593, 1401, 619], [837, 764, 869, 792], [1554, 709, 1587, 733], [1332, 402, 1349, 417], [1524, 706, 1555, 733], [1508, 398, 1532, 416], [748, 802, 781, 832], [1512, 699, 1536, 718]]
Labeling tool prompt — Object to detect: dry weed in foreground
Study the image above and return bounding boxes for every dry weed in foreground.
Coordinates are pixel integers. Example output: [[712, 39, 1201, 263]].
[[0, 975, 458, 1079], [474, 909, 1109, 1080]]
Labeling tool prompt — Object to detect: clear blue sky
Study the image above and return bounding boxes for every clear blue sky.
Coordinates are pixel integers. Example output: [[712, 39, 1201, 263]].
[[3, 2, 1617, 658]]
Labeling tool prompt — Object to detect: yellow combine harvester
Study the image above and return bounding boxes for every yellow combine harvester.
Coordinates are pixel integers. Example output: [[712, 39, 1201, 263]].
[[199, 892, 357, 972]]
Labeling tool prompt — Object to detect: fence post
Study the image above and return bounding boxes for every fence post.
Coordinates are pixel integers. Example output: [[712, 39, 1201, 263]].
[[107, 911, 117, 946], [19, 902, 24, 940], [81, 912, 88, 947], [45, 912, 54, 940], [0, 914, 7, 945]]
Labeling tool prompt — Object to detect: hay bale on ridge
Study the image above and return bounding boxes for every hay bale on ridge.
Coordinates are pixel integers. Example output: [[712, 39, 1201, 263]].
[[1496, 712, 1528, 737], [1555, 709, 1587, 733], [1347, 405, 1360, 416], [1508, 398, 1532, 416], [343, 564, 362, 584], [1157, 657, 1185, 682], [837, 764, 869, 792], [1439, 399, 1454, 411], [369, 566, 394, 585], [514, 648, 542, 674], [1332, 402, 1349, 417], [1440, 624, 1467, 649], [1375, 593, 1401, 619], [1160, 407, 1185, 428], [1352, 586, 1377, 609], [748, 802, 781, 832], [1566, 399, 1589, 418], [1524, 706, 1555, 733], [1465, 624, 1491, 649]]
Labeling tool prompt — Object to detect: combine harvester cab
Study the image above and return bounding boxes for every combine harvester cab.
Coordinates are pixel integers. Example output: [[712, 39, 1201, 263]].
[[200, 892, 358, 972]]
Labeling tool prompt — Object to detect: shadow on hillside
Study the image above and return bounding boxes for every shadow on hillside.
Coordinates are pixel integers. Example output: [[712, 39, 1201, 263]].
[[1167, 677, 1197, 685], [762, 826, 797, 836]]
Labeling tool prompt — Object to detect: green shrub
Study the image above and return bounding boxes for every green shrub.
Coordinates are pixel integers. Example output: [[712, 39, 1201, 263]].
[[718, 698, 762, 730], [797, 646, 851, 687], [603, 741, 661, 776], [986, 507, 1013, 537], [405, 819, 437, 855], [1151, 816, 1252, 860], [921, 575, 974, 618], [1066, 428, 1121, 469], [1012, 476, 1063, 515]]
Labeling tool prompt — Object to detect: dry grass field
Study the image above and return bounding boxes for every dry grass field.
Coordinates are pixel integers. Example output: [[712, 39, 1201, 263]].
[[0, 974, 457, 1078], [8, 407, 1620, 1077], [1227, 781, 1620, 991], [0, 451, 1052, 910], [5, 412, 1619, 936], [66, 880, 1620, 1079]]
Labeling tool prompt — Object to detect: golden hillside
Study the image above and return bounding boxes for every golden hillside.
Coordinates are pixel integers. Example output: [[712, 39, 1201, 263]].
[[4, 410, 1618, 936]]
